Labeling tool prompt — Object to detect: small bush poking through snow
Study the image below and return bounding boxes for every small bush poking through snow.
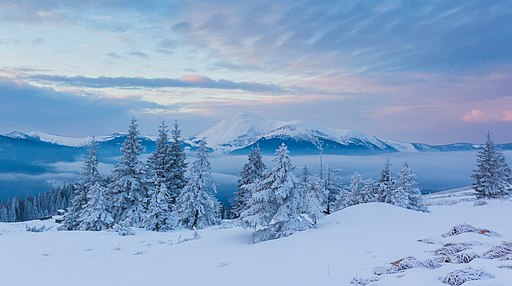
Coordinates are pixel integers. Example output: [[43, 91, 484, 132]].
[[441, 268, 494, 286], [350, 276, 379, 285], [437, 251, 480, 264], [375, 256, 441, 275], [418, 238, 435, 244], [390, 256, 426, 271], [435, 243, 473, 256], [473, 200, 488, 207], [442, 224, 499, 237], [113, 224, 134, 236], [497, 265, 512, 269], [483, 241, 512, 260], [25, 225, 51, 232]]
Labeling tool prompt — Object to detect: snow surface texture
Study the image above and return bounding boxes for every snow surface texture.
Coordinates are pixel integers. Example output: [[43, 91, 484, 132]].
[[1, 190, 512, 285]]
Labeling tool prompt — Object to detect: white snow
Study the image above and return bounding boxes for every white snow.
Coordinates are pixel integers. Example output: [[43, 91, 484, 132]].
[[1, 189, 512, 285]]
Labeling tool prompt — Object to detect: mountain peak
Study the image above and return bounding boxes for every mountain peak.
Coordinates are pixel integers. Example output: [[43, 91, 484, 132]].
[[196, 112, 288, 151]]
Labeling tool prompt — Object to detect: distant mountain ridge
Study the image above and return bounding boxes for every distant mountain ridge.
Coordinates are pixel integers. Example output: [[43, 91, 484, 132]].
[[2, 112, 512, 162], [194, 112, 512, 155]]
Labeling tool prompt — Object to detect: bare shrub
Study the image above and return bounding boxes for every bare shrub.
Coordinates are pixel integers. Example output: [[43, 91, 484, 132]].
[[483, 241, 512, 260], [441, 268, 494, 286], [442, 224, 499, 237]]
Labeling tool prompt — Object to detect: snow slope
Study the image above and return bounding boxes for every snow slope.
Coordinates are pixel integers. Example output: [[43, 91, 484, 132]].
[[1, 191, 511, 286]]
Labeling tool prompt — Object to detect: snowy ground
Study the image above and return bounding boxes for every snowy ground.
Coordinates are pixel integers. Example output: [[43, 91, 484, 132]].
[[1, 189, 511, 285]]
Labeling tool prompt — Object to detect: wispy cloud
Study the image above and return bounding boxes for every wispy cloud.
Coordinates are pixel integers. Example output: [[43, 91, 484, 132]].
[[28, 74, 289, 93]]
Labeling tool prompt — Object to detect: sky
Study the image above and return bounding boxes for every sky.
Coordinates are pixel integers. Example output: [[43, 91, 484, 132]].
[[0, 0, 511, 144]]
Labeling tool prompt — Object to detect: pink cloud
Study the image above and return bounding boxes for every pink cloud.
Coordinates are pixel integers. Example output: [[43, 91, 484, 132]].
[[463, 109, 486, 122], [502, 110, 512, 121], [179, 74, 212, 84]]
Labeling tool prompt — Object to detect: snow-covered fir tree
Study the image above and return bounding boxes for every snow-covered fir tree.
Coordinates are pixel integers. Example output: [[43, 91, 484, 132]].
[[108, 118, 148, 227], [299, 167, 325, 225], [472, 132, 511, 198], [144, 121, 174, 231], [73, 139, 114, 231], [497, 152, 512, 195], [395, 161, 428, 212], [173, 141, 221, 229], [324, 167, 342, 214], [62, 139, 101, 230], [168, 120, 188, 204], [79, 179, 113, 231], [232, 146, 266, 218], [146, 121, 172, 195], [145, 183, 172, 231], [241, 143, 312, 243], [347, 172, 363, 206], [377, 158, 395, 203]]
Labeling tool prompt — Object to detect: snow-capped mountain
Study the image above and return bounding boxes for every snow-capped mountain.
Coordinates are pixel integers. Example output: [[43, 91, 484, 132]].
[[196, 112, 418, 154], [2, 112, 512, 160]]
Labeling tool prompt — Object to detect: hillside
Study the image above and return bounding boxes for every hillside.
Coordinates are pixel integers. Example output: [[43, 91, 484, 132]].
[[1, 189, 511, 286]]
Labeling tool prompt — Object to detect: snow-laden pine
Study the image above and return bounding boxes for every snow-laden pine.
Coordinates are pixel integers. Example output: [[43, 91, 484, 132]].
[[378, 158, 394, 204], [108, 118, 148, 228], [299, 166, 326, 225], [232, 146, 266, 218], [168, 120, 188, 204], [62, 139, 101, 230], [172, 141, 221, 229], [241, 143, 317, 243], [144, 121, 174, 231], [396, 161, 428, 212], [472, 132, 512, 199]]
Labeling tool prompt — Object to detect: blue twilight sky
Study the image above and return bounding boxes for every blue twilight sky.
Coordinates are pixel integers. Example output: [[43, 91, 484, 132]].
[[0, 0, 511, 144]]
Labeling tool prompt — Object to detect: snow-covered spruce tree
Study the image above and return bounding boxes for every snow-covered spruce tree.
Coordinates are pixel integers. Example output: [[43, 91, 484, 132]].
[[144, 121, 173, 231], [62, 139, 101, 230], [395, 161, 428, 212], [145, 183, 172, 231], [241, 143, 312, 243], [324, 167, 342, 214], [472, 132, 511, 199], [108, 118, 148, 227], [497, 152, 512, 195], [232, 145, 266, 218], [168, 120, 188, 204], [299, 166, 325, 225], [347, 172, 363, 206], [173, 141, 220, 229], [377, 158, 395, 203], [79, 179, 113, 231]]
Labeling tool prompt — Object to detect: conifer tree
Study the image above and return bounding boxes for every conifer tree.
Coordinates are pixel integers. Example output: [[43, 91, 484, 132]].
[[145, 183, 172, 231], [377, 158, 394, 203], [108, 118, 147, 227], [62, 139, 100, 230], [145, 121, 174, 230], [79, 180, 113, 231], [241, 144, 312, 243], [146, 121, 172, 194], [395, 161, 428, 212], [347, 172, 363, 206], [173, 141, 220, 229], [168, 120, 188, 204], [324, 167, 342, 214], [232, 146, 266, 218], [472, 132, 510, 198], [299, 167, 325, 224]]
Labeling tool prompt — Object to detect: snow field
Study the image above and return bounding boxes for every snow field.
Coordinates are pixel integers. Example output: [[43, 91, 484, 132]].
[[1, 194, 512, 285]]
